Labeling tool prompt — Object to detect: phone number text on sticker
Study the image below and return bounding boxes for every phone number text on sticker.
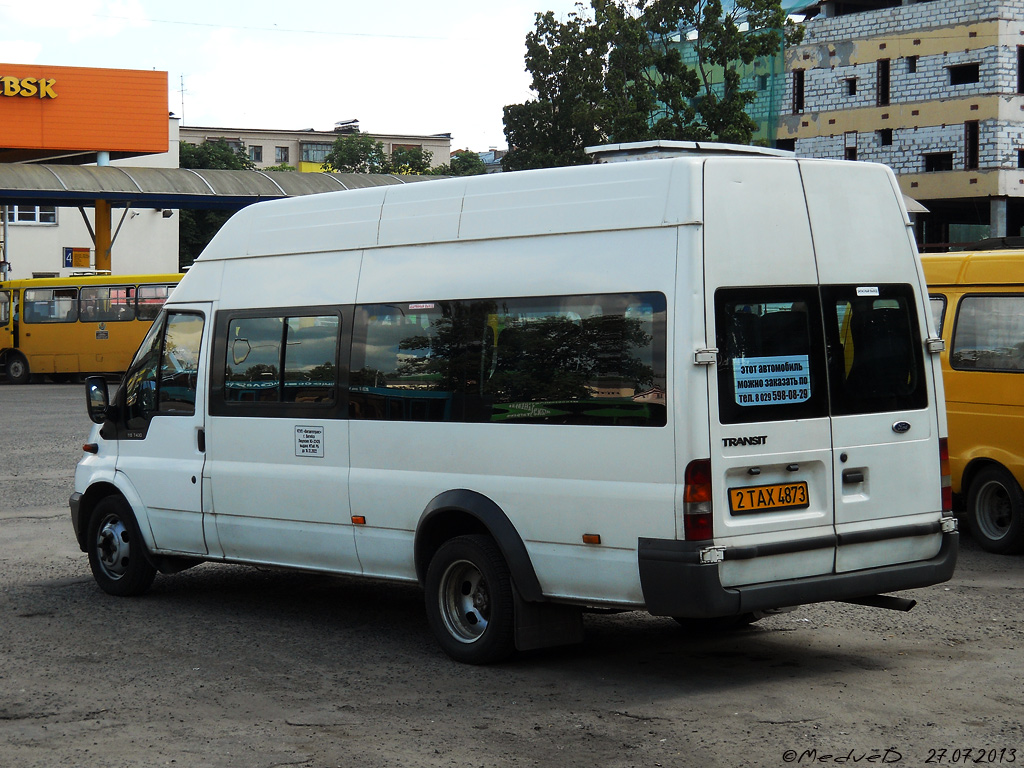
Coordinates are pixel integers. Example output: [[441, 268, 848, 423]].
[[729, 481, 809, 514]]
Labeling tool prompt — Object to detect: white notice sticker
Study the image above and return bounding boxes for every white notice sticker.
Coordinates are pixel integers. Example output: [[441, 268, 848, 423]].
[[294, 425, 324, 458], [856, 286, 880, 297]]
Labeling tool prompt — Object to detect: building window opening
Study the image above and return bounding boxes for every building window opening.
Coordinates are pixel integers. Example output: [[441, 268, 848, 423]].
[[1018, 149, 1024, 169], [249, 145, 263, 163], [907, 56, 918, 74], [877, 59, 890, 107], [924, 152, 954, 172], [301, 143, 333, 163], [1018, 47, 1024, 93], [3, 205, 57, 225], [965, 121, 979, 170], [878, 129, 893, 147], [792, 70, 805, 114], [275, 146, 290, 164], [949, 63, 980, 86], [846, 78, 857, 96]]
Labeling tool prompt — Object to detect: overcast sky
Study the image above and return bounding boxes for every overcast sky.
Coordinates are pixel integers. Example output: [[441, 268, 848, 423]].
[[0, 0, 585, 153]]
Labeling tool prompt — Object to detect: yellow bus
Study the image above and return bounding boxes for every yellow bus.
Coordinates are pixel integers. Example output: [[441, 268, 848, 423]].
[[0, 273, 182, 384], [923, 249, 1024, 553]]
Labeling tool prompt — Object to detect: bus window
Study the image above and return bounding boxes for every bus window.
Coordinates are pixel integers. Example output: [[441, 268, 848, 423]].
[[0, 290, 9, 325], [80, 285, 136, 322], [137, 284, 175, 321], [23, 287, 78, 323]]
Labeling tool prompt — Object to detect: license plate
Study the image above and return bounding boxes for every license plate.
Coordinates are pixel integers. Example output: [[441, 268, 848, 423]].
[[729, 481, 809, 514]]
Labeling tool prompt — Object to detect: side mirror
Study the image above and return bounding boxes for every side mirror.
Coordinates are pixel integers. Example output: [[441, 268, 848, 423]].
[[85, 376, 111, 424]]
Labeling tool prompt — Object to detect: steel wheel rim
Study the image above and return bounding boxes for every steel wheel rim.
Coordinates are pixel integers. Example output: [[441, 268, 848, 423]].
[[976, 480, 1012, 541], [95, 513, 131, 580], [8, 359, 25, 379], [438, 559, 489, 644]]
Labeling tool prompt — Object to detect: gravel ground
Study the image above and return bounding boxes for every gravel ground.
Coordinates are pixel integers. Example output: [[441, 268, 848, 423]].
[[1, 383, 1022, 768]]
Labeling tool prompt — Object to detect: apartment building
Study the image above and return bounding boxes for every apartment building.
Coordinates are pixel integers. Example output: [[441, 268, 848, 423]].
[[179, 122, 452, 173], [781, 0, 1024, 248]]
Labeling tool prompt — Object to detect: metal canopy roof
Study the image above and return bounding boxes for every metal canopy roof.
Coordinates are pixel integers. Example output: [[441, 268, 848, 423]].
[[0, 164, 434, 210]]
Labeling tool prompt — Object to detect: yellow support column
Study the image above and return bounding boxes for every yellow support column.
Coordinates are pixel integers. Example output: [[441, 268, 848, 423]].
[[94, 199, 111, 273]]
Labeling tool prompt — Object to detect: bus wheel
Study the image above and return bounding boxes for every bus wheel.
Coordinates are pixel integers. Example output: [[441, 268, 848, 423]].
[[87, 496, 157, 596], [425, 535, 515, 665], [967, 466, 1024, 555], [5, 353, 30, 385]]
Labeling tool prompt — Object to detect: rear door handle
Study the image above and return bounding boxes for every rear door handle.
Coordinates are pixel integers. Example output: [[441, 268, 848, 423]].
[[842, 469, 864, 484]]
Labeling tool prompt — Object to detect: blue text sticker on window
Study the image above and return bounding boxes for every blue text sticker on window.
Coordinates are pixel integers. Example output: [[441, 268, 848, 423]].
[[734, 355, 811, 406]]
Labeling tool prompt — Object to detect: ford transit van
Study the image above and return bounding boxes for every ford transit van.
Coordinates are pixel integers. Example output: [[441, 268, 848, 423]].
[[70, 142, 958, 664]]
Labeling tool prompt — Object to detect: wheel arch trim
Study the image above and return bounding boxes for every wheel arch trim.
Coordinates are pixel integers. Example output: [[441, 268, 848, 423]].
[[76, 471, 157, 553], [415, 489, 544, 602]]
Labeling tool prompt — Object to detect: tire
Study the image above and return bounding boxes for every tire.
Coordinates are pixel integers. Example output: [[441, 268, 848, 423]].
[[967, 466, 1024, 555], [5, 352, 30, 385], [673, 613, 761, 633], [424, 535, 516, 665], [86, 496, 157, 596]]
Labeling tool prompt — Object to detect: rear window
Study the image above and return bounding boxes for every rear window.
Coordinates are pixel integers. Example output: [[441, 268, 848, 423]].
[[716, 284, 927, 423], [716, 287, 828, 424], [822, 284, 928, 415]]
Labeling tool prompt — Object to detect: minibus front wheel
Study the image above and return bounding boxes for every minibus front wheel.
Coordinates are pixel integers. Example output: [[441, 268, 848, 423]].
[[425, 535, 515, 665], [967, 466, 1024, 555], [87, 496, 157, 596], [5, 352, 29, 385]]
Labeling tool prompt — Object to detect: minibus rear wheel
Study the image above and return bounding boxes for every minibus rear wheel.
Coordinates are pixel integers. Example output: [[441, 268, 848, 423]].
[[87, 496, 157, 596], [424, 535, 515, 665], [967, 466, 1024, 555]]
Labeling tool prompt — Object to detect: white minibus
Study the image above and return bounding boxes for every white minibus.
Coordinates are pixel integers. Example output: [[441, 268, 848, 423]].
[[70, 142, 958, 664]]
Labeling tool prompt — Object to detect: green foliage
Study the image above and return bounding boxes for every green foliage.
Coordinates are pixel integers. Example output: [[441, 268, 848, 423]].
[[322, 133, 389, 173], [502, 0, 803, 170], [263, 163, 296, 172], [321, 133, 439, 175], [179, 138, 255, 171], [178, 139, 256, 269], [432, 150, 488, 177]]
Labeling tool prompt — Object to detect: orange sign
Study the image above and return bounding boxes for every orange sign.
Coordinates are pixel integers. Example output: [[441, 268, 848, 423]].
[[0, 63, 167, 162]]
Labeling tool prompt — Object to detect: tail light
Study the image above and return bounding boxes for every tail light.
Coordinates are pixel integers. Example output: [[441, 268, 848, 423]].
[[939, 437, 952, 514], [683, 458, 714, 541]]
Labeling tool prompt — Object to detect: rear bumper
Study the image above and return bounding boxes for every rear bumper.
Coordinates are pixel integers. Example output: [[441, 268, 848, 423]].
[[638, 527, 958, 618]]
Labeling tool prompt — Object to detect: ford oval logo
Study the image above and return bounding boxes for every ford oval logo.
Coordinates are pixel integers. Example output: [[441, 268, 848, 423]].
[[892, 421, 911, 434]]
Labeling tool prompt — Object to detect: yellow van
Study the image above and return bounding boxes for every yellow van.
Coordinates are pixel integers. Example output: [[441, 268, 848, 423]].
[[923, 249, 1024, 553]]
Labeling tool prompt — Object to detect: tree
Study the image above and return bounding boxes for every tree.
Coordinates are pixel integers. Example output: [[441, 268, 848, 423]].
[[502, 0, 803, 171], [322, 133, 442, 175], [450, 149, 489, 176], [322, 133, 389, 174], [430, 150, 489, 177], [178, 139, 255, 269]]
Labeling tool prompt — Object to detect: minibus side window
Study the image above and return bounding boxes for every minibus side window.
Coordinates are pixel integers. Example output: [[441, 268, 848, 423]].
[[928, 295, 946, 335], [951, 294, 1024, 372], [124, 312, 204, 429], [23, 287, 78, 323], [715, 287, 828, 425], [221, 314, 340, 405], [350, 292, 667, 426], [823, 284, 927, 414], [0, 290, 8, 325]]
